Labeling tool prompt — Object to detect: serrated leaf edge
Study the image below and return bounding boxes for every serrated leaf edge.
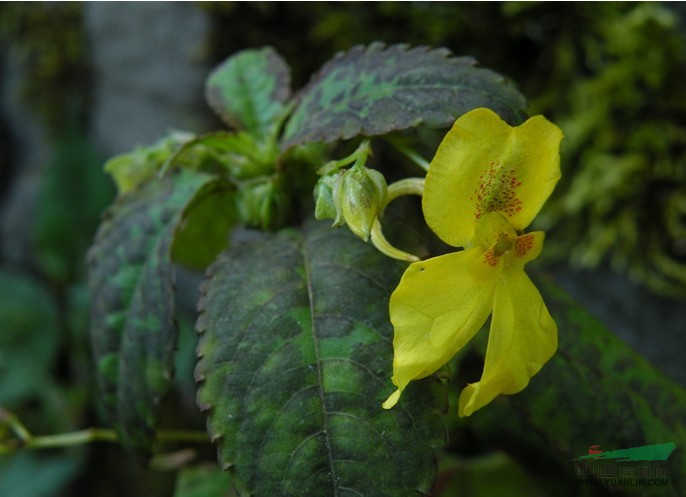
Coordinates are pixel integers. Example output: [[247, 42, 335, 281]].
[[281, 42, 527, 149]]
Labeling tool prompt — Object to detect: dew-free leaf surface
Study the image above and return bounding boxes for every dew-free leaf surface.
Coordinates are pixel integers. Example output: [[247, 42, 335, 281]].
[[206, 46, 291, 138], [196, 220, 445, 497], [282, 43, 527, 149], [89, 170, 227, 454]]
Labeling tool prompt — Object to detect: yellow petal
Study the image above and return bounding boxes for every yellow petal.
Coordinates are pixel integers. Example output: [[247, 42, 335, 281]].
[[474, 212, 518, 252], [382, 247, 498, 409], [510, 231, 545, 270], [458, 269, 557, 416], [423, 108, 563, 247]]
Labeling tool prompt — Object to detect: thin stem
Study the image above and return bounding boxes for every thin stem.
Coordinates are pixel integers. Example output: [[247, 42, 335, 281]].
[[1, 407, 210, 452], [385, 137, 430, 172], [26, 428, 119, 449], [24, 429, 209, 450], [370, 220, 420, 262], [0, 408, 31, 441], [386, 177, 425, 203], [370, 177, 426, 262], [317, 139, 372, 175]]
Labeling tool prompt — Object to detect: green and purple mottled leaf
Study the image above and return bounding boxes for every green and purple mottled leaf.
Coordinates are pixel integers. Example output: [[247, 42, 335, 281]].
[[88, 170, 227, 454], [195, 220, 445, 497], [281, 43, 527, 149], [206, 47, 291, 137], [453, 278, 686, 496]]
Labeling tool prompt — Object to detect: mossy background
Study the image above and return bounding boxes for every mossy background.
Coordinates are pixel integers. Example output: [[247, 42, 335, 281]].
[[1, 2, 685, 496]]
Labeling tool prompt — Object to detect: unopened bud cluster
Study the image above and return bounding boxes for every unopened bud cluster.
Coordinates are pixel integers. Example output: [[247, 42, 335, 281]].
[[314, 164, 387, 241]]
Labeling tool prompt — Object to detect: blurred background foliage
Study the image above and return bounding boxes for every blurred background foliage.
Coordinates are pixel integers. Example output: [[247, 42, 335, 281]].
[[0, 2, 91, 135], [0, 2, 685, 496]]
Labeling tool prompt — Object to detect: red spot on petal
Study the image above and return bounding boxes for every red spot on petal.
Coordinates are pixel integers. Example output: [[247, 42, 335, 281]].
[[483, 248, 499, 267], [515, 234, 534, 257], [474, 161, 523, 221]]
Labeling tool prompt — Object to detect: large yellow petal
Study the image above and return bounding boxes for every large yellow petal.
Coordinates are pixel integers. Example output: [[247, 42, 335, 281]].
[[423, 108, 563, 247], [382, 247, 498, 409], [457, 269, 557, 416]]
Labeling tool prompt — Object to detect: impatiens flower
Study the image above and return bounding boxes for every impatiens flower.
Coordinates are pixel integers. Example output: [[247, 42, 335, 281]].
[[382, 108, 563, 417]]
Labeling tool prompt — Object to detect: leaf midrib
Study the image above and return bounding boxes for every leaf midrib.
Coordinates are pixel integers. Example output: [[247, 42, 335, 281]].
[[300, 236, 340, 497]]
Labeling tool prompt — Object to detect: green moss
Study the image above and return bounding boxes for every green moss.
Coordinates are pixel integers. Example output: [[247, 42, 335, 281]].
[[533, 3, 686, 297]]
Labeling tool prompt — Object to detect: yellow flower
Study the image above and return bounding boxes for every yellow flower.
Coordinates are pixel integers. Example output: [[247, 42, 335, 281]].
[[382, 108, 563, 417]]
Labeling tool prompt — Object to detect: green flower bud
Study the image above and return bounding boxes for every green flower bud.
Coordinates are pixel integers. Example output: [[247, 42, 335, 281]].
[[313, 173, 343, 221], [338, 165, 387, 241]]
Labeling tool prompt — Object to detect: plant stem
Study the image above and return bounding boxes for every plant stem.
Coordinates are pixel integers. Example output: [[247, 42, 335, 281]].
[[23, 428, 209, 450], [386, 177, 425, 203], [317, 139, 372, 174], [370, 177, 425, 262], [26, 428, 119, 449], [370, 220, 420, 262], [1, 408, 210, 452], [385, 137, 430, 172], [0, 408, 31, 441]]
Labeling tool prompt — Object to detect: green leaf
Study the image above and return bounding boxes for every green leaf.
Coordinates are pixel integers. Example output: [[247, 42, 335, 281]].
[[104, 131, 195, 194], [165, 131, 279, 180], [0, 271, 60, 406], [170, 181, 235, 271], [32, 128, 115, 283], [88, 170, 228, 454], [434, 452, 546, 497], [206, 47, 292, 137], [0, 452, 82, 497], [454, 278, 686, 496], [282, 43, 527, 149], [195, 220, 445, 497], [173, 466, 234, 497]]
